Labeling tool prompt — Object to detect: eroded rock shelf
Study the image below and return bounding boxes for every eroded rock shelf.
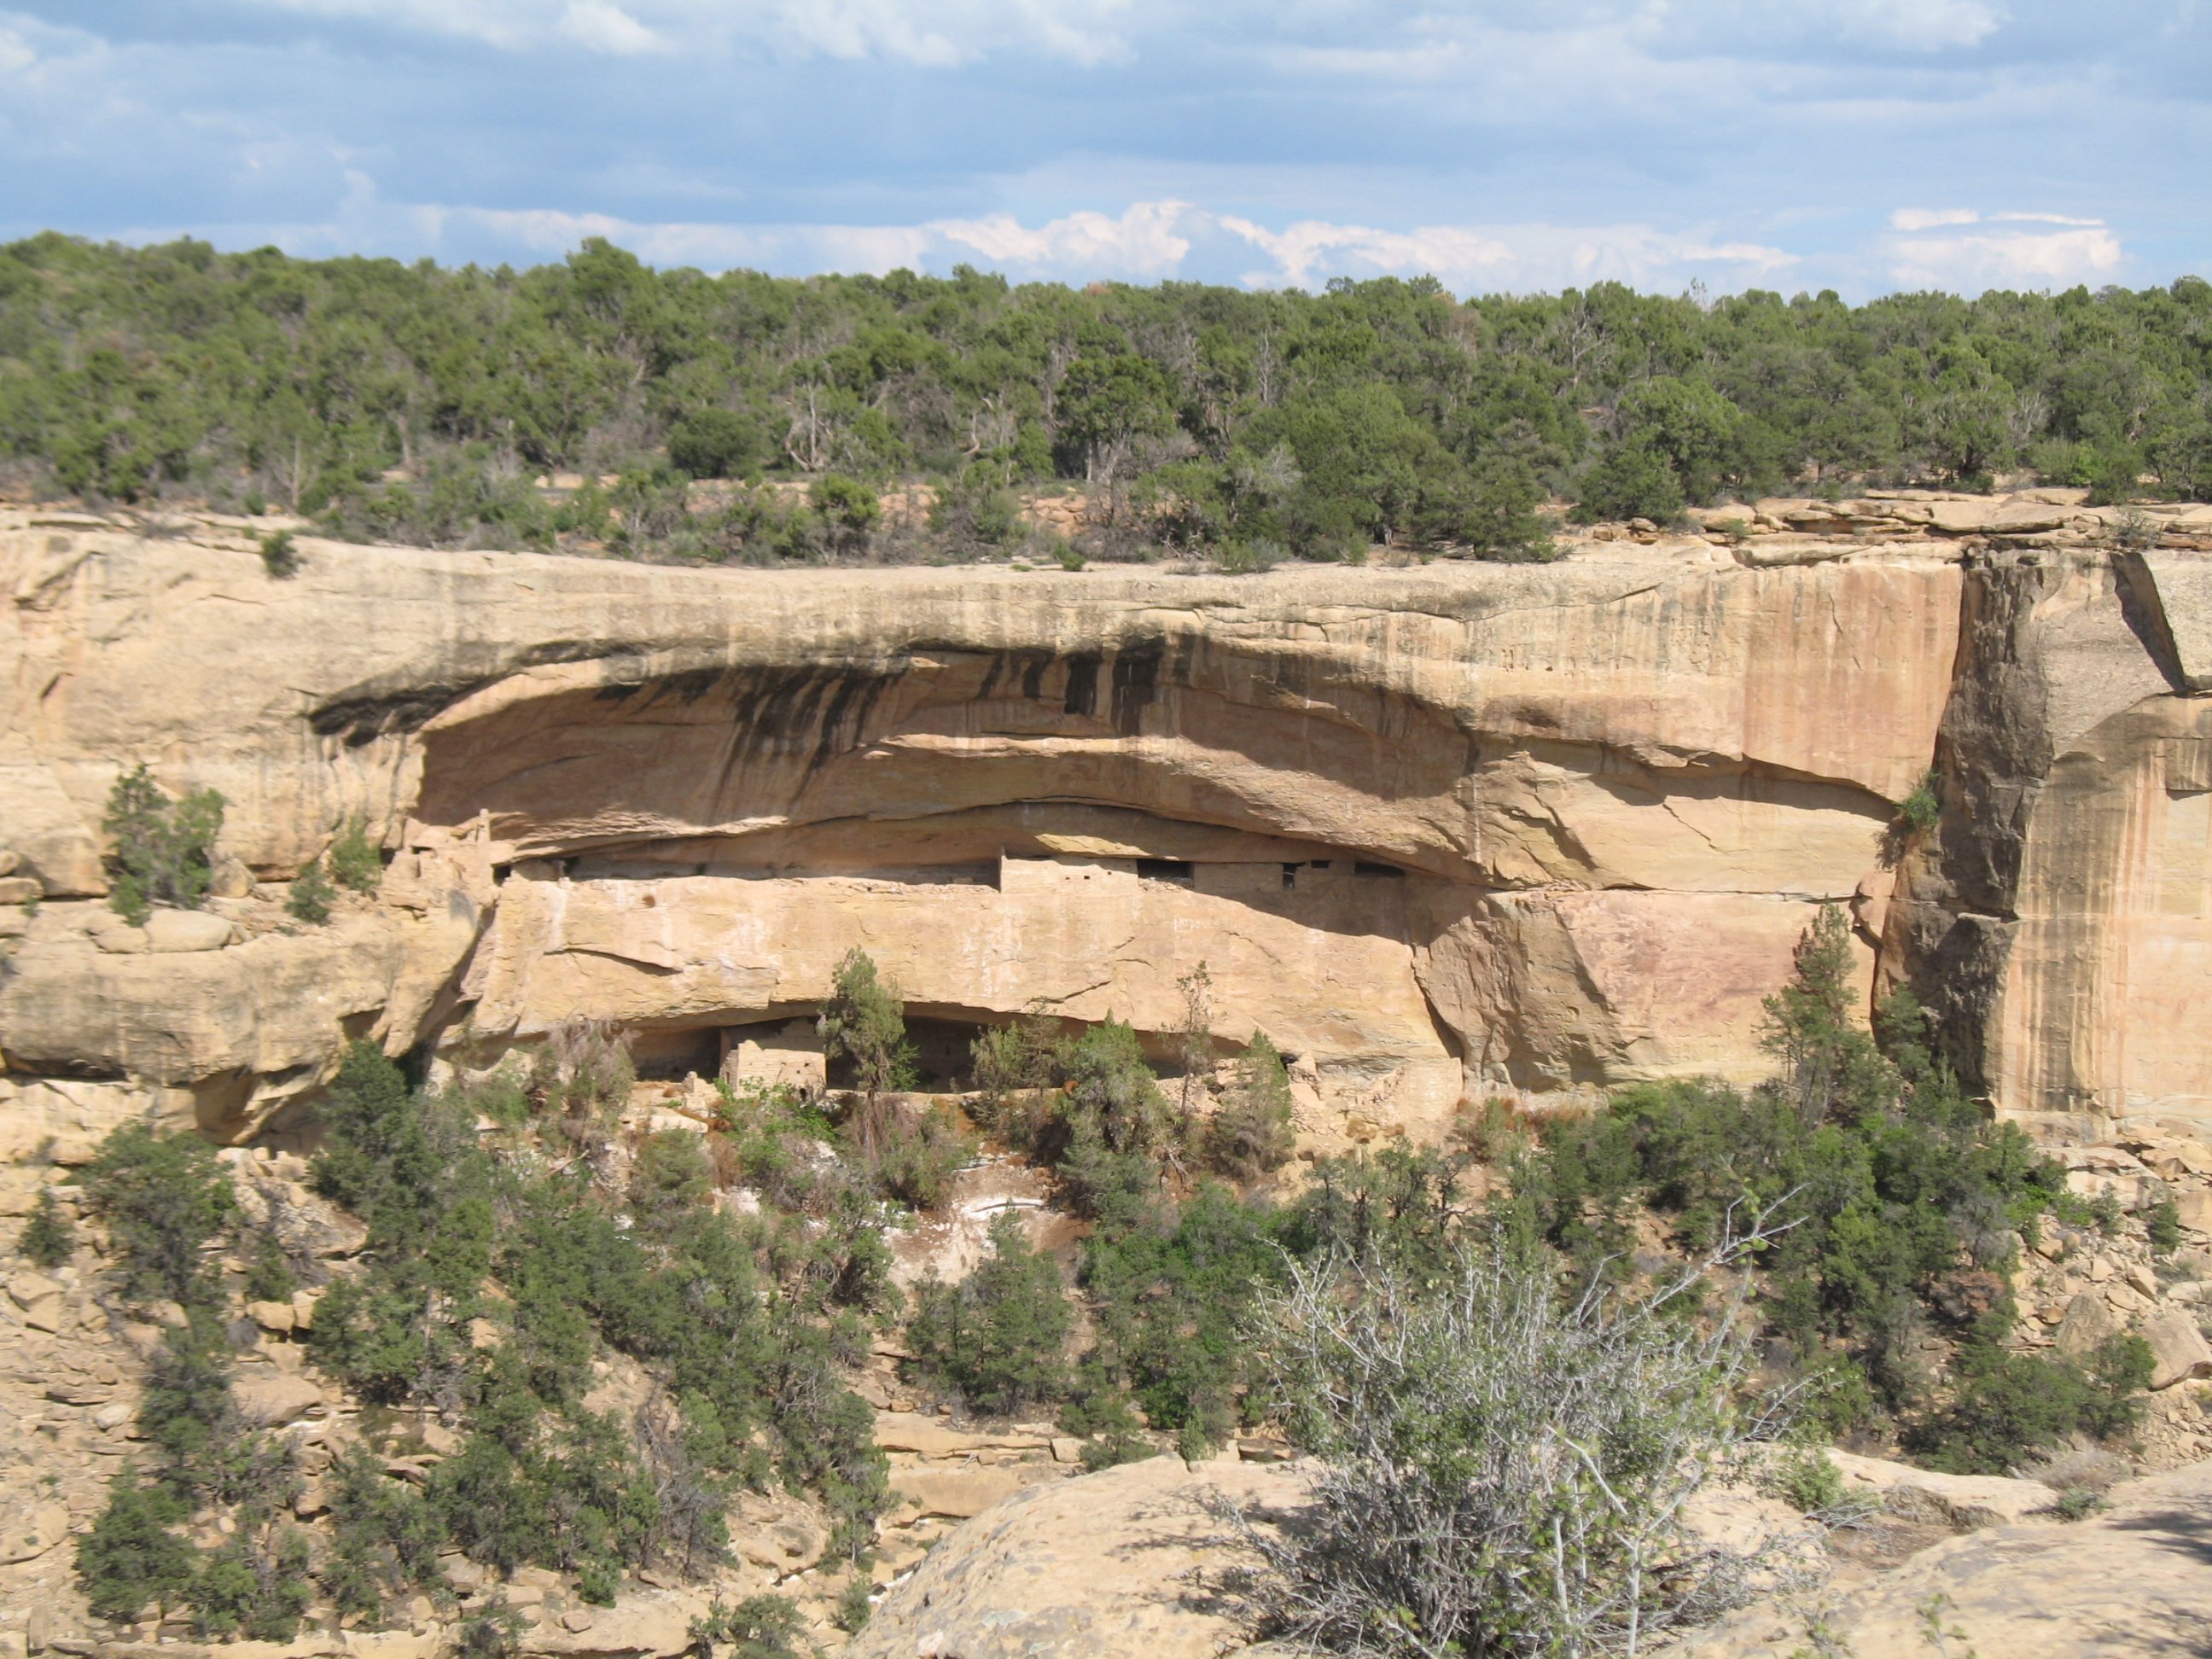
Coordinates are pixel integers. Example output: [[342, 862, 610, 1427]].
[[2, 503, 2207, 1150]]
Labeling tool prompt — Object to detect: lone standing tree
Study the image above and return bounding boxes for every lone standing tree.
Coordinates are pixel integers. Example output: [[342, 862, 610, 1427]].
[[818, 946, 912, 1153]]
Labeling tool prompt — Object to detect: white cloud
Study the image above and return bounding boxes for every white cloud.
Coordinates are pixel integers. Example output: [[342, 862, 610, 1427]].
[[250, 184, 1812, 295], [0, 26, 36, 74], [1891, 207, 1981, 230], [1819, 0, 2007, 49], [1218, 212, 1798, 292], [1220, 214, 1515, 288], [245, 0, 1131, 63], [1885, 220, 2122, 289], [774, 0, 1132, 66], [433, 202, 933, 270], [933, 200, 1194, 276], [556, 2, 668, 54], [1989, 210, 2104, 225]]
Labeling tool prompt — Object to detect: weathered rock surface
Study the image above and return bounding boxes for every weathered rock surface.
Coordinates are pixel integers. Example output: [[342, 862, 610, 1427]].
[[2, 511, 2206, 1140], [849, 1454, 1297, 1659], [1888, 550, 2212, 1132], [1679, 1460, 2212, 1658], [1824, 1448, 2058, 1527]]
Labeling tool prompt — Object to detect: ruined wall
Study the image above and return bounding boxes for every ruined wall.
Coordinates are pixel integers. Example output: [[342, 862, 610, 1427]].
[[2, 511, 2205, 1144]]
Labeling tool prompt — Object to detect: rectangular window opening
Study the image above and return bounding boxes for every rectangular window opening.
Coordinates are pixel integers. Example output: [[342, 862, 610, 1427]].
[[1136, 858, 1196, 886]]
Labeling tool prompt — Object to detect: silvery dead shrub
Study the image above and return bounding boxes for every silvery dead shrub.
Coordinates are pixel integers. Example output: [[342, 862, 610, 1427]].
[[1234, 1202, 1803, 1658]]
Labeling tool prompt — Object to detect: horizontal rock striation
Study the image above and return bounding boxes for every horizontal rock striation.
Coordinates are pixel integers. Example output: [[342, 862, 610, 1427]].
[[1, 504, 2205, 1141]]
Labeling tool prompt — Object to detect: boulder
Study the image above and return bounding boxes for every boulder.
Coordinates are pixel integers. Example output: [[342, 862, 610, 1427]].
[[873, 1411, 1050, 1459], [2054, 1290, 2123, 1359], [1825, 1449, 2058, 1528], [0, 1503, 69, 1564], [2141, 1307, 2212, 1389], [518, 1587, 709, 1657], [853, 1455, 1304, 1659], [233, 1371, 324, 1425], [143, 907, 236, 952], [0, 1076, 189, 1164], [887, 1465, 1027, 1520], [2178, 1188, 2212, 1235]]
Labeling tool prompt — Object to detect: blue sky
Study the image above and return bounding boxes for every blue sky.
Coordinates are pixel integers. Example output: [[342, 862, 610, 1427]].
[[2, 2, 2206, 296]]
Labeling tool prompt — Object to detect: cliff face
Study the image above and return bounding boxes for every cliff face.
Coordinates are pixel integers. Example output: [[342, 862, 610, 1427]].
[[1890, 549, 2212, 1133], [1, 510, 2204, 1144]]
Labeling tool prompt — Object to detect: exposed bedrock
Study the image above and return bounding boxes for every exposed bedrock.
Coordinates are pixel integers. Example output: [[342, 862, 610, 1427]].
[[2, 516, 2206, 1141], [1890, 549, 2212, 1133]]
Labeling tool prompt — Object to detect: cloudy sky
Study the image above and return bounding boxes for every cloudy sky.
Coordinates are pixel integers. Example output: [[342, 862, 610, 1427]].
[[2, 2, 2205, 296]]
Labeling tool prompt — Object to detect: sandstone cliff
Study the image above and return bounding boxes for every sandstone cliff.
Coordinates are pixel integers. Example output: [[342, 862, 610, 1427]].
[[1, 504, 2206, 1144]]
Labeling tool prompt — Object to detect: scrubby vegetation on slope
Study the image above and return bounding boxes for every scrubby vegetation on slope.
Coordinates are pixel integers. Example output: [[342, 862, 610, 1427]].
[[917, 906, 2149, 1482], [71, 1035, 899, 1638], [53, 905, 2162, 1649], [5, 234, 2212, 567]]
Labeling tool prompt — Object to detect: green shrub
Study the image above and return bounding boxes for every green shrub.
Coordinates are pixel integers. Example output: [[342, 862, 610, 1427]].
[[835, 1574, 874, 1634], [77, 1476, 195, 1620], [287, 858, 335, 923], [1765, 1446, 1846, 1514], [1079, 1429, 1157, 1471], [243, 1220, 296, 1302], [969, 1016, 1059, 1145], [188, 1528, 312, 1639], [2054, 1486, 2108, 1521], [1907, 1334, 2154, 1474], [329, 818, 384, 892], [1898, 769, 1942, 832], [1243, 1234, 1783, 1657], [668, 410, 761, 480], [322, 1443, 449, 1620], [848, 1100, 969, 1211], [135, 1321, 247, 1486], [1570, 434, 1684, 524], [1204, 1031, 1297, 1180], [907, 1211, 1071, 1415], [16, 1185, 76, 1267], [2147, 1197, 2183, 1254], [630, 1127, 713, 1234], [818, 947, 913, 1101], [1460, 455, 1558, 562], [809, 474, 880, 554], [1282, 1144, 1473, 1281], [83, 1121, 237, 1309], [688, 1594, 810, 1659], [456, 1600, 527, 1659], [1082, 1183, 1285, 1448], [711, 1082, 841, 1211], [102, 764, 226, 924], [1059, 1019, 1176, 1167], [258, 528, 300, 577]]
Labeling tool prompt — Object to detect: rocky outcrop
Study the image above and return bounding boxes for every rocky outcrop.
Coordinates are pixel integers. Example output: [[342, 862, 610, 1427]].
[[1, 504, 2205, 1142], [849, 1446, 2212, 1659], [1888, 550, 2212, 1133], [1680, 1460, 2212, 1659], [847, 1453, 1297, 1659]]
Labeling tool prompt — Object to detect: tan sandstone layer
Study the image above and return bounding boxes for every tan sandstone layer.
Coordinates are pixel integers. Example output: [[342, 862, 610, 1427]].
[[1, 504, 2207, 1143]]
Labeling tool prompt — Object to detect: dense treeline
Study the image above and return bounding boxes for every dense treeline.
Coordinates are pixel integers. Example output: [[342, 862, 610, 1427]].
[[4, 233, 2212, 564]]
